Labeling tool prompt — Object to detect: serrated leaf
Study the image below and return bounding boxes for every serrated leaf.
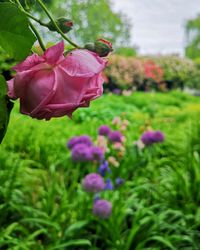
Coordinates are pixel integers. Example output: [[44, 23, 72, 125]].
[[0, 2, 36, 60], [0, 75, 14, 144]]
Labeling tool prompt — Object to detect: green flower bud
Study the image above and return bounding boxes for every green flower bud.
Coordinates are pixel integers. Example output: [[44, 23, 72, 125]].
[[94, 39, 113, 57], [84, 43, 96, 52], [47, 18, 73, 34]]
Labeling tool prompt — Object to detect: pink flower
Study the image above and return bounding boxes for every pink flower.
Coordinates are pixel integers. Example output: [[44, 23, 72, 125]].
[[7, 41, 107, 120]]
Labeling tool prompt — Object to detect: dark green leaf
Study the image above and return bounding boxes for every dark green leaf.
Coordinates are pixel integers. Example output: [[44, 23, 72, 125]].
[[0, 75, 13, 144], [0, 2, 36, 60]]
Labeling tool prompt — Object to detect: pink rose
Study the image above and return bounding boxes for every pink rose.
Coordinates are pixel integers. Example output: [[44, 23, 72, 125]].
[[7, 41, 107, 120]]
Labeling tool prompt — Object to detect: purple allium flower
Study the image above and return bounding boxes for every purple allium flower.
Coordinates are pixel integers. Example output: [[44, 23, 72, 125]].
[[98, 125, 111, 136], [108, 131, 123, 143], [104, 178, 113, 190], [141, 131, 156, 145], [91, 146, 104, 162], [67, 135, 93, 150], [93, 199, 112, 219], [141, 130, 165, 145], [71, 144, 93, 162], [82, 173, 105, 192], [115, 177, 124, 187], [98, 161, 110, 176], [153, 131, 165, 143]]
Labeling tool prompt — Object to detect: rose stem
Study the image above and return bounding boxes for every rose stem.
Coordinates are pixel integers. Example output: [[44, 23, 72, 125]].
[[35, 0, 80, 48]]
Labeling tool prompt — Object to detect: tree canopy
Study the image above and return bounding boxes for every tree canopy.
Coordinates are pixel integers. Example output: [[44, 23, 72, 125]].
[[185, 14, 200, 59], [39, 0, 132, 47]]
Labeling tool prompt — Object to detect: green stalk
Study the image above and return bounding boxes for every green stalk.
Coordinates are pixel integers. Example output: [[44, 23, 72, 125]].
[[15, 0, 46, 51], [35, 0, 80, 48], [29, 22, 46, 51]]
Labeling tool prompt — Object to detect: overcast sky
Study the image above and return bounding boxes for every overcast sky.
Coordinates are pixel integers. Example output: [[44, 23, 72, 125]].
[[113, 0, 200, 55]]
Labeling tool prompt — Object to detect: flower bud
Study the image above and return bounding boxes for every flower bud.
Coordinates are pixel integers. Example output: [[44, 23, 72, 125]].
[[84, 43, 96, 52], [47, 18, 73, 33], [94, 39, 113, 57]]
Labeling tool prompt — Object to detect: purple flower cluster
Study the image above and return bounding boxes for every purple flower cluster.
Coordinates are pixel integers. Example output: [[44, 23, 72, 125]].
[[141, 130, 165, 145], [98, 125, 123, 143], [82, 173, 105, 192], [93, 199, 112, 219], [67, 135, 104, 163], [98, 125, 111, 136], [108, 131, 123, 143], [67, 135, 92, 149], [69, 125, 126, 219], [71, 144, 93, 162], [82, 171, 113, 219]]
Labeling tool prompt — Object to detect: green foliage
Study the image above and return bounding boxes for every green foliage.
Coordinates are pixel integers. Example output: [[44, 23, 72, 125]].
[[0, 75, 13, 144], [0, 46, 16, 76], [0, 92, 200, 249], [115, 46, 137, 57], [185, 14, 200, 59], [0, 2, 36, 60], [42, 0, 131, 47]]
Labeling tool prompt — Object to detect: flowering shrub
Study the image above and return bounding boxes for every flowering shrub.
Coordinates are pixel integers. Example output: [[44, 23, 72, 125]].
[[104, 54, 200, 93], [104, 55, 144, 91], [143, 60, 164, 82]]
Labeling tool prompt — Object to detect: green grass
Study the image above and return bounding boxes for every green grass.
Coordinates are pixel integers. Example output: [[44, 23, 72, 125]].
[[0, 91, 200, 249]]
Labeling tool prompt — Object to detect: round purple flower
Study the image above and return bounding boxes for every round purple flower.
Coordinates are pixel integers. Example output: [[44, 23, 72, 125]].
[[93, 199, 112, 219], [98, 161, 110, 176], [98, 125, 111, 136], [153, 131, 165, 143], [67, 136, 79, 149], [108, 131, 123, 143], [141, 131, 155, 145], [67, 135, 93, 150], [82, 173, 105, 192], [141, 130, 165, 145], [71, 144, 93, 162], [91, 146, 104, 162]]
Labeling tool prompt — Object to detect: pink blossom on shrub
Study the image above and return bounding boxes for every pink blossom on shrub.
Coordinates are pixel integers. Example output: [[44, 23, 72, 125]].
[[143, 60, 164, 82]]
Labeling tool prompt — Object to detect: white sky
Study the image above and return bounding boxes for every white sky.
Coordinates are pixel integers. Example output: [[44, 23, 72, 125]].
[[113, 0, 200, 55]]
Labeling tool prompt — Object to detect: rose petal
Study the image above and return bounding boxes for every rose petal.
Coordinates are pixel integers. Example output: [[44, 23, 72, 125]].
[[43, 41, 65, 65]]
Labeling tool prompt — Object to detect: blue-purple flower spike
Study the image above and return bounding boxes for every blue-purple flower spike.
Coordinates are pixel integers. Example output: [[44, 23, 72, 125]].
[[98, 161, 110, 176], [104, 178, 114, 190]]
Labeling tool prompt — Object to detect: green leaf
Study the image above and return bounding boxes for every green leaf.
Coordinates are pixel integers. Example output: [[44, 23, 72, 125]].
[[64, 221, 88, 237], [0, 2, 36, 60], [0, 75, 13, 144], [51, 239, 91, 249]]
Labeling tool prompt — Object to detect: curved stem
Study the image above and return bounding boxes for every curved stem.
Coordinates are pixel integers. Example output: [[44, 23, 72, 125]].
[[15, 0, 46, 51], [29, 22, 46, 51], [36, 0, 80, 48], [24, 11, 47, 27]]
